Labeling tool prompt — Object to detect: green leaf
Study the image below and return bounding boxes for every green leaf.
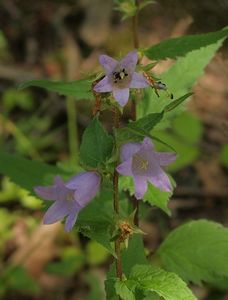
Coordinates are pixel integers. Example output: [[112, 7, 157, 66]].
[[158, 220, 228, 288], [130, 112, 164, 132], [164, 93, 193, 112], [79, 117, 114, 168], [144, 27, 228, 60], [86, 241, 109, 265], [129, 265, 197, 300], [172, 111, 203, 144], [139, 36, 227, 127], [117, 112, 163, 144], [154, 131, 200, 171], [119, 176, 173, 215], [115, 280, 136, 300], [144, 184, 172, 215], [0, 152, 63, 194], [85, 273, 105, 300], [18, 79, 93, 100], [220, 143, 228, 168], [76, 189, 115, 256], [105, 235, 147, 300]]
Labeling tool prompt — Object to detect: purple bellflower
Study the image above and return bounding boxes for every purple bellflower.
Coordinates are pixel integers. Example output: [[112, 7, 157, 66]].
[[116, 137, 177, 200], [34, 171, 101, 232], [93, 50, 149, 107]]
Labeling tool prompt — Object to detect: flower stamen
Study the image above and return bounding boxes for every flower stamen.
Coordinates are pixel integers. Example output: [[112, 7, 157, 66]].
[[133, 154, 149, 171], [66, 190, 75, 202]]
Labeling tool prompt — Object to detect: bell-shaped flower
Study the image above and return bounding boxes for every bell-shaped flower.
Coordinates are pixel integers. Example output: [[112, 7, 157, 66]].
[[34, 172, 101, 232], [116, 138, 176, 199], [93, 50, 149, 107]]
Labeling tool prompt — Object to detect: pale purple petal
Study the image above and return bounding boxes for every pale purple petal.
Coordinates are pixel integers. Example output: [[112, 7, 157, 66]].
[[155, 152, 177, 166], [64, 205, 80, 232], [99, 55, 118, 73], [120, 142, 141, 162], [34, 176, 69, 201], [112, 88, 129, 107], [67, 172, 101, 208], [133, 176, 148, 199], [34, 185, 56, 201], [93, 76, 112, 93], [43, 200, 71, 224], [129, 72, 150, 88], [116, 158, 133, 176], [120, 50, 138, 73], [148, 170, 172, 192], [141, 137, 155, 151]]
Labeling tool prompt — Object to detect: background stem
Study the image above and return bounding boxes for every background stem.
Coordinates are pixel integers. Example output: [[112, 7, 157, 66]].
[[66, 96, 78, 165], [131, 0, 140, 226]]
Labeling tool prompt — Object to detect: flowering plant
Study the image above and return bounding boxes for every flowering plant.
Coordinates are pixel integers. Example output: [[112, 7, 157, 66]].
[[1, 1, 228, 299]]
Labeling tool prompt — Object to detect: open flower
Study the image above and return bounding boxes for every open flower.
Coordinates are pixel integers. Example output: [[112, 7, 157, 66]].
[[116, 138, 176, 199], [93, 50, 149, 107], [34, 172, 101, 232]]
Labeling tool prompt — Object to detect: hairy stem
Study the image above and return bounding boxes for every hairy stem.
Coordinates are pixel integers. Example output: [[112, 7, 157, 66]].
[[131, 0, 141, 226], [113, 107, 123, 280], [66, 96, 78, 164]]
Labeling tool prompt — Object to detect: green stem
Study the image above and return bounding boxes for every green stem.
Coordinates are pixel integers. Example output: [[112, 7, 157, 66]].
[[113, 107, 123, 281], [66, 96, 79, 164]]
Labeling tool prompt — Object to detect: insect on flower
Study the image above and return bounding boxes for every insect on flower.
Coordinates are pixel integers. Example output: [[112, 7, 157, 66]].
[[93, 50, 149, 107], [143, 71, 173, 99]]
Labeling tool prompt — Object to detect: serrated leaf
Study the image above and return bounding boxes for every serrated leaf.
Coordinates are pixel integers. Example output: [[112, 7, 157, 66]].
[[158, 220, 228, 288], [0, 152, 63, 194], [119, 176, 173, 214], [139, 37, 227, 128], [129, 265, 197, 300], [115, 280, 136, 300], [143, 184, 172, 215], [18, 79, 93, 100], [144, 27, 228, 60], [79, 116, 114, 168], [117, 112, 163, 144], [105, 235, 147, 300]]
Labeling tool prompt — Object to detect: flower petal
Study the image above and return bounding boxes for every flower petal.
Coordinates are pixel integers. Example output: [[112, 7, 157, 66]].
[[34, 185, 56, 201], [116, 158, 133, 176], [129, 72, 150, 88], [141, 137, 155, 151], [120, 50, 138, 73], [93, 76, 112, 93], [148, 170, 172, 192], [99, 55, 118, 73], [67, 172, 101, 208], [120, 142, 141, 162], [64, 204, 80, 232], [112, 88, 129, 107], [133, 175, 148, 199], [43, 200, 71, 224], [155, 152, 177, 166]]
